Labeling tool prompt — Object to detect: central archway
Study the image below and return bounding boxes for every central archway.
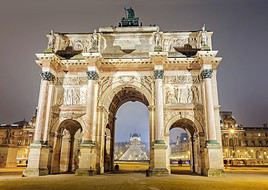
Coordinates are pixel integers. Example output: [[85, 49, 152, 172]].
[[104, 87, 151, 173]]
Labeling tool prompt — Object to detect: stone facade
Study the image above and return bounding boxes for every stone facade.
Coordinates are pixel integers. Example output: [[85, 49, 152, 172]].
[[220, 111, 268, 166], [22, 9, 224, 177], [0, 120, 35, 167]]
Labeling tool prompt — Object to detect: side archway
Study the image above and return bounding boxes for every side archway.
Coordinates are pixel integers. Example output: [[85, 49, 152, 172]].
[[50, 119, 83, 174], [165, 117, 205, 175]]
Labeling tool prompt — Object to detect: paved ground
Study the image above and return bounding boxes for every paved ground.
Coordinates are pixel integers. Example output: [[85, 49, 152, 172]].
[[0, 167, 268, 190]]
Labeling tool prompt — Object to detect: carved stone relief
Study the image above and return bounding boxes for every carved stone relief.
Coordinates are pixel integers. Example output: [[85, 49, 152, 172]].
[[63, 86, 87, 106], [58, 34, 96, 53], [164, 75, 201, 105], [162, 35, 199, 53], [60, 112, 86, 119], [163, 37, 188, 52], [164, 75, 200, 84], [165, 85, 200, 104], [55, 77, 88, 86], [98, 75, 153, 98]]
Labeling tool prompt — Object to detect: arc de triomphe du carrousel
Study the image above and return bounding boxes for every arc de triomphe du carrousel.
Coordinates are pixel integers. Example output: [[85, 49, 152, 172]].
[[23, 7, 224, 177]]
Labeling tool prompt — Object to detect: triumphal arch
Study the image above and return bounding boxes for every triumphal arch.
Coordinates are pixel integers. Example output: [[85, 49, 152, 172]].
[[24, 8, 224, 177]]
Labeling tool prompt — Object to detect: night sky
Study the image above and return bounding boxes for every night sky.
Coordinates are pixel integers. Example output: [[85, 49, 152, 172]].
[[0, 1, 267, 142]]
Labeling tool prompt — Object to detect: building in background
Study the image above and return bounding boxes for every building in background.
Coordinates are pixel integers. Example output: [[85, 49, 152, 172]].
[[0, 118, 35, 167], [169, 133, 190, 163], [220, 111, 268, 166]]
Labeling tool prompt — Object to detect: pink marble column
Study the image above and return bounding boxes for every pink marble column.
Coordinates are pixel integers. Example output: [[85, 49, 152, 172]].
[[34, 71, 55, 144], [201, 68, 217, 144], [82, 70, 98, 144], [154, 69, 165, 144]]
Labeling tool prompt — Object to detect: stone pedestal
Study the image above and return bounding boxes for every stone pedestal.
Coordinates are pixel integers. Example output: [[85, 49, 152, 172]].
[[150, 142, 169, 176], [23, 144, 49, 176], [75, 143, 96, 176], [204, 143, 224, 176]]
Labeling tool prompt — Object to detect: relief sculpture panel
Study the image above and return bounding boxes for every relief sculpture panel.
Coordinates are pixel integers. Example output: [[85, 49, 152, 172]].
[[63, 86, 87, 106], [164, 75, 201, 105]]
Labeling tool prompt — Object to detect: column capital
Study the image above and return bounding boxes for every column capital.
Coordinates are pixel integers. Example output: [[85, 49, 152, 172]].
[[40, 71, 55, 81], [201, 69, 213, 79], [86, 70, 99, 80], [154, 70, 164, 79]]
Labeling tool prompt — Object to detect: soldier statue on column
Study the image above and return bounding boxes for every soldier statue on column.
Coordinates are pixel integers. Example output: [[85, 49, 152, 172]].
[[200, 24, 210, 50], [91, 29, 99, 52], [47, 29, 56, 52], [154, 28, 162, 52]]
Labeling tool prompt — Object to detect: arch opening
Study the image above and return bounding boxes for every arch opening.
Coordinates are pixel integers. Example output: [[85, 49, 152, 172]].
[[50, 119, 82, 174], [104, 87, 150, 173], [168, 118, 198, 175]]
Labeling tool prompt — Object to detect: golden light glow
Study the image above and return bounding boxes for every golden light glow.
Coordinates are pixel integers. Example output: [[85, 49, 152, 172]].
[[229, 129, 235, 134]]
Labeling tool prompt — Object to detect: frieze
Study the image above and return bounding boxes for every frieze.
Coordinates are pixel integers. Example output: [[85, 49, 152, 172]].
[[55, 77, 88, 86], [59, 112, 86, 119], [163, 37, 191, 52], [71, 39, 90, 52], [164, 75, 200, 84], [63, 34, 96, 53]]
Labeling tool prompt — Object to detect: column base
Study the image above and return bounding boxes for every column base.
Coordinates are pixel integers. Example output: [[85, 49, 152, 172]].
[[75, 168, 96, 176], [204, 142, 224, 177], [147, 168, 169, 176], [150, 141, 169, 176], [23, 168, 49, 177], [76, 142, 96, 176], [23, 143, 49, 177], [204, 169, 224, 177]]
